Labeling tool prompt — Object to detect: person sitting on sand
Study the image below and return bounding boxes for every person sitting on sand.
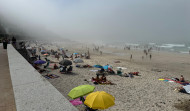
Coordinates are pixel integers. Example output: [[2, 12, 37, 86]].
[[54, 64, 58, 69], [100, 75, 107, 82], [180, 75, 185, 82], [34, 64, 40, 70], [175, 85, 190, 94], [92, 75, 100, 83], [60, 66, 67, 73], [128, 72, 134, 78], [132, 72, 139, 76], [107, 68, 115, 74], [117, 68, 122, 76], [124, 73, 129, 77], [99, 68, 105, 73], [67, 66, 73, 73]]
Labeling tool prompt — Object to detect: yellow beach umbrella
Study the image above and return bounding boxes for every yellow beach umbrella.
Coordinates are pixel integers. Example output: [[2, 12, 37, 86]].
[[84, 91, 115, 109]]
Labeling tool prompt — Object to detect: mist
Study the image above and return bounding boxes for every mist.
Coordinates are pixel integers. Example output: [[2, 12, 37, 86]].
[[0, 0, 189, 44]]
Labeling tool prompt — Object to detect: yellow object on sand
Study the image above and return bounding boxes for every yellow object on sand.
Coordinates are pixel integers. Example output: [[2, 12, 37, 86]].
[[159, 79, 165, 81], [84, 91, 115, 109]]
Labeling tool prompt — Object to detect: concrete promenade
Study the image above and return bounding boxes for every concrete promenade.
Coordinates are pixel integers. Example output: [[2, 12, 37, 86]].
[[0, 44, 16, 111], [7, 45, 78, 111]]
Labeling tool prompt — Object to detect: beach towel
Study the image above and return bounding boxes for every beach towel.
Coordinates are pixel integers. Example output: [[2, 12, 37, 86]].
[[89, 70, 98, 72], [117, 67, 127, 70], [70, 97, 86, 106], [163, 80, 169, 82], [164, 78, 190, 85], [43, 74, 59, 79]]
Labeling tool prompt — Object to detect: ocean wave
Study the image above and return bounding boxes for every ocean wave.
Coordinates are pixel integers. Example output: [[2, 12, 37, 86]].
[[149, 43, 156, 45], [125, 43, 139, 46], [180, 51, 189, 54], [160, 44, 185, 48]]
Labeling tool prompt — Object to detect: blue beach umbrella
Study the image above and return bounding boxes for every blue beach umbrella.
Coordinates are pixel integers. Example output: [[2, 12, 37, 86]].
[[93, 65, 103, 68], [34, 60, 46, 64]]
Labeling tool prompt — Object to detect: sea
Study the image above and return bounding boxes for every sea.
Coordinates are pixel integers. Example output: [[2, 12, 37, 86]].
[[105, 42, 190, 54]]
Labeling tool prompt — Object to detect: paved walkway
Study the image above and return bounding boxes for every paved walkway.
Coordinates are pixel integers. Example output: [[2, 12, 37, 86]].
[[0, 45, 16, 111]]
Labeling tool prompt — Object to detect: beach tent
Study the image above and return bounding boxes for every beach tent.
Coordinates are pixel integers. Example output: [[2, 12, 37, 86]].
[[73, 58, 84, 63], [103, 65, 113, 70], [183, 85, 190, 94], [84, 91, 115, 109]]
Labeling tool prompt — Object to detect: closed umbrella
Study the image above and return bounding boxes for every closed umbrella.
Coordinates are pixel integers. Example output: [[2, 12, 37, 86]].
[[68, 85, 95, 99], [59, 59, 72, 66], [34, 60, 46, 64], [84, 91, 115, 110], [73, 58, 84, 63]]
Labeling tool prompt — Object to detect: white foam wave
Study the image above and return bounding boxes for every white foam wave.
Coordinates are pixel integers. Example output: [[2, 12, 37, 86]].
[[149, 43, 156, 45], [180, 51, 189, 54], [160, 44, 185, 48], [125, 43, 139, 46]]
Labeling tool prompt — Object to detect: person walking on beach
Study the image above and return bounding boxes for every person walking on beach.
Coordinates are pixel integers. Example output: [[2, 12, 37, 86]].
[[130, 54, 132, 61], [100, 51, 102, 55], [150, 54, 152, 60], [142, 56, 144, 60]]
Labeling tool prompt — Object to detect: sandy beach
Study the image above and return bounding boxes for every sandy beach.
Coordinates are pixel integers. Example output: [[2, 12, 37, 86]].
[[30, 42, 190, 111]]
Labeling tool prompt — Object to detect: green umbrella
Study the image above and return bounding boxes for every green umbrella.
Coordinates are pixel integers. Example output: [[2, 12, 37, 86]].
[[68, 85, 95, 99]]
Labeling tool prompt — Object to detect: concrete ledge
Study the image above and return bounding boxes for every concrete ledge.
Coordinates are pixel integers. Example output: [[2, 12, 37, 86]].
[[7, 45, 78, 111]]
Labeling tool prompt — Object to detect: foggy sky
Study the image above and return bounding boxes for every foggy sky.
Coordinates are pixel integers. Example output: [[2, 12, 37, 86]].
[[0, 0, 189, 43]]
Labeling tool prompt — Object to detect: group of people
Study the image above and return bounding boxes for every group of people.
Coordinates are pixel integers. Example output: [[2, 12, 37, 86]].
[[91, 68, 114, 84], [174, 75, 190, 94], [1, 36, 16, 49], [92, 74, 111, 84], [60, 66, 73, 74]]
